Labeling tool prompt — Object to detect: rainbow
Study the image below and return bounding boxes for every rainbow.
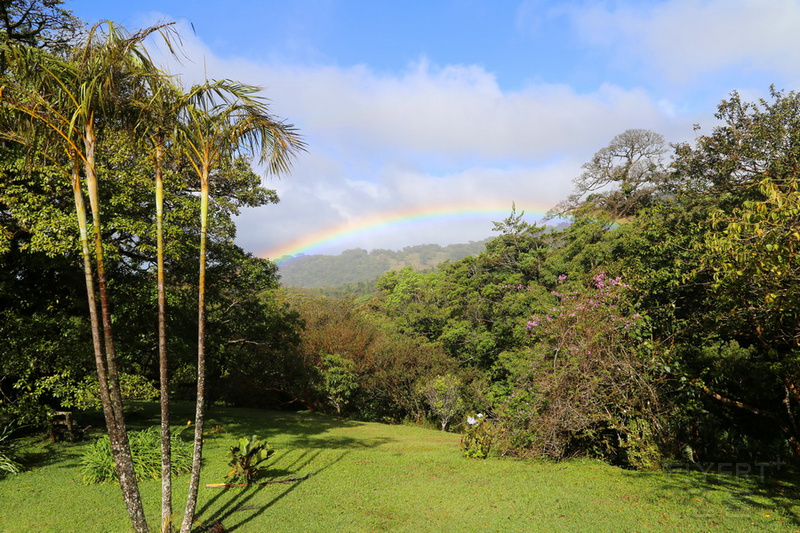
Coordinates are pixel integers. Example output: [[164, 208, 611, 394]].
[[258, 201, 553, 264]]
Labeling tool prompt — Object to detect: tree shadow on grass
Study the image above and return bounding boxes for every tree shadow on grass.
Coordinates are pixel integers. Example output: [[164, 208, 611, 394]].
[[640, 461, 800, 527], [17, 438, 85, 470], [125, 403, 380, 450], [194, 449, 349, 532], [207, 408, 363, 439], [191, 409, 397, 532]]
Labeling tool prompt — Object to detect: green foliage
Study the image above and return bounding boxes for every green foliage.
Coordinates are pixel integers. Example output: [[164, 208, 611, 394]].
[[320, 353, 357, 416], [279, 240, 489, 289], [80, 426, 193, 484], [495, 274, 665, 468], [0, 424, 22, 476], [285, 290, 455, 422], [225, 435, 275, 484], [420, 374, 464, 431], [460, 413, 492, 459], [42, 372, 159, 411]]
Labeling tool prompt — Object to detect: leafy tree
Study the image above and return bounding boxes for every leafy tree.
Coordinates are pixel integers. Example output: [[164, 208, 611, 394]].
[[176, 79, 304, 533], [0, 0, 82, 67], [553, 129, 668, 220], [420, 374, 463, 431], [1, 22, 178, 531], [670, 88, 800, 457], [320, 353, 357, 417]]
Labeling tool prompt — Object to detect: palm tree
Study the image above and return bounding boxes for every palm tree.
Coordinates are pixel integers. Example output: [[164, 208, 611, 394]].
[[1, 22, 177, 533], [176, 79, 305, 533], [135, 75, 183, 533], [136, 77, 177, 532]]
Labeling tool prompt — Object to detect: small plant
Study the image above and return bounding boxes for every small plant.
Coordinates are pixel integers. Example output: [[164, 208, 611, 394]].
[[226, 435, 274, 485], [80, 425, 193, 484], [461, 413, 492, 459], [206, 424, 224, 435], [0, 424, 23, 476]]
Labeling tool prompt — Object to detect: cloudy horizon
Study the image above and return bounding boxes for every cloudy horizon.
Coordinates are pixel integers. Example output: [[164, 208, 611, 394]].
[[68, 0, 800, 259]]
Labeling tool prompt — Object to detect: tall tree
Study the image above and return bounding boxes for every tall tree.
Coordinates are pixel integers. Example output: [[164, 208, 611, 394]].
[[176, 80, 304, 533], [553, 129, 669, 220], [136, 75, 181, 533], [0, 0, 82, 69], [672, 88, 800, 455], [1, 22, 176, 532]]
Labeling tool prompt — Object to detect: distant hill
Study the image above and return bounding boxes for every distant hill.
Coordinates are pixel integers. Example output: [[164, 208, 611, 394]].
[[277, 240, 490, 288]]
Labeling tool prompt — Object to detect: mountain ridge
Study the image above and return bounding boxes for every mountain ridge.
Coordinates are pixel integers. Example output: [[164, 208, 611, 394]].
[[277, 239, 491, 288]]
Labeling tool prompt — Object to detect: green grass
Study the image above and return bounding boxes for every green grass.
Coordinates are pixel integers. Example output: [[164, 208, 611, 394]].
[[1, 403, 799, 532]]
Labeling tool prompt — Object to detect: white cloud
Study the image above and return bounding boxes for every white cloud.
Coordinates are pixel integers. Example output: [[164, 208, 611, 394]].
[[570, 0, 800, 85], [146, 17, 707, 258]]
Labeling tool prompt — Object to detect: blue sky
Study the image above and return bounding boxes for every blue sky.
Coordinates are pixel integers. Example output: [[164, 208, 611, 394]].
[[66, 0, 800, 259]]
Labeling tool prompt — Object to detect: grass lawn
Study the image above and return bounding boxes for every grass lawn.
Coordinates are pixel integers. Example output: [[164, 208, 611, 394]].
[[1, 403, 799, 532]]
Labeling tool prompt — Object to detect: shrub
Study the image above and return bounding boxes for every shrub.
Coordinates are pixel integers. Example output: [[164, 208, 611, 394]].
[[0, 424, 22, 476], [80, 425, 193, 484], [495, 273, 666, 469], [460, 413, 492, 459], [226, 435, 274, 484]]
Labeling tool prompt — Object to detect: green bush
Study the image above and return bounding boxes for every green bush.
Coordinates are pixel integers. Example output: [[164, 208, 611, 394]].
[[80, 426, 193, 484], [0, 424, 22, 476], [226, 435, 274, 485], [460, 413, 492, 459], [495, 274, 666, 468]]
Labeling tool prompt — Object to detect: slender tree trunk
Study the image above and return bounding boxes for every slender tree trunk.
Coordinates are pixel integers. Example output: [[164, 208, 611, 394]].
[[181, 171, 210, 533], [84, 122, 149, 533], [155, 142, 173, 532], [72, 165, 114, 432]]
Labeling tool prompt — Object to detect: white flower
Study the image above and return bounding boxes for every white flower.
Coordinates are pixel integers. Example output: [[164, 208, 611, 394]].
[[467, 416, 478, 425], [477, 413, 484, 418]]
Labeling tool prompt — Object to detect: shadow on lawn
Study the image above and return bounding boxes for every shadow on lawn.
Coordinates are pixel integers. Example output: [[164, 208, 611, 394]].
[[642, 461, 800, 527], [19, 442, 85, 470], [195, 449, 350, 532]]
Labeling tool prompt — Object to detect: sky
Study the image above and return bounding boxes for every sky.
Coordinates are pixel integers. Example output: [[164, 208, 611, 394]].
[[66, 0, 800, 262]]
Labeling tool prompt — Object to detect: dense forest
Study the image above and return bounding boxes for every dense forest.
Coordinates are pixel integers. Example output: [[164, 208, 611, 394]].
[[278, 240, 491, 288], [2, 2, 800, 531]]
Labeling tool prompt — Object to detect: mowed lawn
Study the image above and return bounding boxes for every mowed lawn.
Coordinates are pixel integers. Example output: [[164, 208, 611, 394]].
[[1, 404, 799, 532]]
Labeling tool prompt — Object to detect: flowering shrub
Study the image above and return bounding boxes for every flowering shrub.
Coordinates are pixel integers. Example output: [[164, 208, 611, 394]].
[[461, 413, 492, 459], [495, 273, 665, 468]]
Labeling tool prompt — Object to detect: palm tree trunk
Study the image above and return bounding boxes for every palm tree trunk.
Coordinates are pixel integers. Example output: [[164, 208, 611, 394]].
[[155, 141, 173, 532], [84, 121, 149, 533], [181, 172, 210, 533], [72, 164, 113, 428]]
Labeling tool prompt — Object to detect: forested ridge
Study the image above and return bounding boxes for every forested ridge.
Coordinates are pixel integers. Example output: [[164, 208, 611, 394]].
[[2, 2, 800, 531], [277, 240, 491, 288]]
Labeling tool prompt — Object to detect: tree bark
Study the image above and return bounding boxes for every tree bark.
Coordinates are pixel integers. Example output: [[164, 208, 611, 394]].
[[181, 173, 210, 533], [155, 142, 173, 532], [84, 123, 149, 533]]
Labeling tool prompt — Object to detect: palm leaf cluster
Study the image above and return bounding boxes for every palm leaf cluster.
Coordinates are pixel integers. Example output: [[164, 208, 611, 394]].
[[0, 20, 304, 533]]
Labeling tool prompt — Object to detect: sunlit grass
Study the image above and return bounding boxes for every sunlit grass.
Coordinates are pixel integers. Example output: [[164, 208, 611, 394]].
[[0, 403, 798, 532]]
